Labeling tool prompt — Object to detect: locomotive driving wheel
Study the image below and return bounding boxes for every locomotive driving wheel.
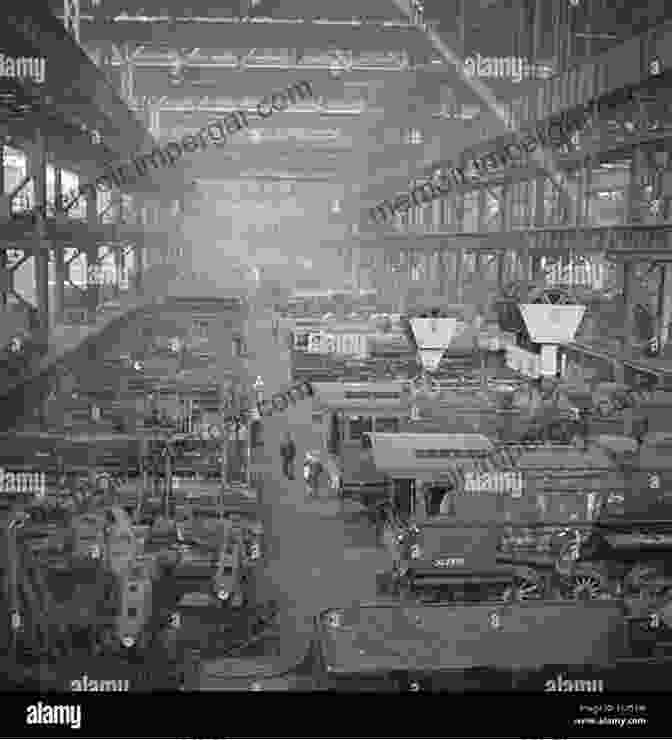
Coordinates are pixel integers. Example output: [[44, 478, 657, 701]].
[[562, 565, 610, 600], [502, 567, 545, 601]]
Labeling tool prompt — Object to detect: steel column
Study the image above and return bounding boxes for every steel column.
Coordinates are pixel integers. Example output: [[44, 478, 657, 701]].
[[501, 184, 511, 231], [474, 250, 483, 282], [53, 168, 65, 324], [437, 248, 447, 298], [0, 137, 6, 309], [534, 176, 545, 228], [532, 0, 543, 63], [397, 250, 407, 314], [86, 190, 99, 319], [135, 203, 145, 294], [455, 249, 464, 303], [351, 243, 361, 293], [425, 250, 434, 283], [455, 192, 465, 232], [657, 264, 672, 349], [477, 189, 487, 232], [28, 130, 49, 334], [615, 262, 636, 383], [457, 0, 466, 53], [583, 157, 593, 225], [627, 147, 647, 224], [497, 250, 506, 291], [112, 191, 124, 298]]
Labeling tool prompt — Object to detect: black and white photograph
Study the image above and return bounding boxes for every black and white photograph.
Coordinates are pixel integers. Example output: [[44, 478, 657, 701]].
[[0, 0, 671, 736]]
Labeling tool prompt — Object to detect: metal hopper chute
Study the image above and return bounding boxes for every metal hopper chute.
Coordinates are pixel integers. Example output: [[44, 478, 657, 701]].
[[518, 304, 586, 376], [410, 318, 458, 372], [518, 305, 586, 345]]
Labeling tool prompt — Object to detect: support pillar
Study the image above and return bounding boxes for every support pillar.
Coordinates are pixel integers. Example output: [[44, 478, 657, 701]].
[[502, 184, 511, 231], [437, 249, 447, 298], [112, 190, 124, 297], [627, 147, 646, 224], [583, 157, 593, 225], [455, 249, 464, 303], [497, 250, 506, 291], [350, 243, 361, 293], [408, 248, 417, 311], [477, 189, 487, 232], [425, 251, 434, 282], [455, 192, 465, 232], [456, 0, 465, 53], [380, 249, 388, 296], [524, 175, 546, 294], [474, 251, 483, 281], [397, 264, 406, 315], [534, 176, 545, 228], [615, 262, 635, 383], [53, 168, 65, 324], [658, 264, 672, 348], [28, 129, 49, 334], [135, 239, 144, 295], [0, 136, 6, 310], [114, 249, 124, 298], [0, 248, 6, 310], [86, 189, 99, 320]]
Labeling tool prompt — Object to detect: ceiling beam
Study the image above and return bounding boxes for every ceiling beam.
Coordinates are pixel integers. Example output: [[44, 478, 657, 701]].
[[154, 107, 449, 138], [127, 67, 456, 103], [79, 18, 439, 61], [51, 0, 411, 23], [123, 62, 530, 108]]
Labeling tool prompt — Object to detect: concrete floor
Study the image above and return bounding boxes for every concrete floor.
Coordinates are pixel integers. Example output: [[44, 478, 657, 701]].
[[243, 302, 390, 666]]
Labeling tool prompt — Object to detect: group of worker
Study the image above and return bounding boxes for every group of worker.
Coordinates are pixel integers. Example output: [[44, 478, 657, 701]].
[[280, 431, 337, 498]]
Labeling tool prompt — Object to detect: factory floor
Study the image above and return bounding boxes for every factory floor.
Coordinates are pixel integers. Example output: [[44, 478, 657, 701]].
[[244, 299, 389, 668]]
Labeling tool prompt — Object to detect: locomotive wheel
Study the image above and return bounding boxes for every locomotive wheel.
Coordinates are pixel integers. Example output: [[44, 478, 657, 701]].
[[624, 563, 670, 600], [502, 568, 545, 601], [562, 567, 609, 600]]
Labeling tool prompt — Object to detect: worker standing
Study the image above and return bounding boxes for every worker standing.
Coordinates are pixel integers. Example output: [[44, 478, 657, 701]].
[[280, 432, 296, 480], [304, 452, 324, 498]]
